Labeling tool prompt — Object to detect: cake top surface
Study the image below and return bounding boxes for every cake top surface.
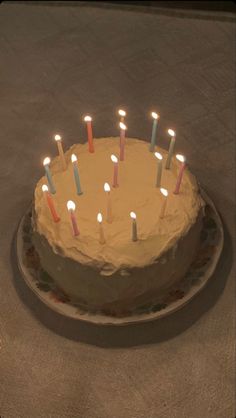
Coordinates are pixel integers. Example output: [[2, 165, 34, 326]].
[[34, 137, 203, 275]]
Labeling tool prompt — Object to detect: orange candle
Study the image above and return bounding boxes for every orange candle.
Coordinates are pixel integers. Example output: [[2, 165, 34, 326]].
[[42, 184, 60, 223], [84, 115, 94, 153]]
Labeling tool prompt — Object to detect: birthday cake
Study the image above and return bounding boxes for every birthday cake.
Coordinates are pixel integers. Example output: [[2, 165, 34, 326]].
[[32, 136, 205, 316]]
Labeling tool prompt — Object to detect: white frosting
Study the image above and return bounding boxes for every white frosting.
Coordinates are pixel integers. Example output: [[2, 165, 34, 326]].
[[34, 137, 203, 275]]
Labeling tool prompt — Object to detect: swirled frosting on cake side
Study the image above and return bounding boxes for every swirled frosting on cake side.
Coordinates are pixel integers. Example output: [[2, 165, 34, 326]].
[[34, 137, 204, 276]]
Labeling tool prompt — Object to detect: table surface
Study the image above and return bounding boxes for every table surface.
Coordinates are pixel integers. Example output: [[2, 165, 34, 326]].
[[0, 2, 235, 418]]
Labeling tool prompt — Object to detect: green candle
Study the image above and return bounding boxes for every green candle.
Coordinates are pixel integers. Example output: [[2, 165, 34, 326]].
[[71, 154, 83, 195], [43, 157, 56, 194], [165, 129, 176, 169], [130, 212, 138, 241], [155, 152, 163, 188], [149, 112, 159, 152]]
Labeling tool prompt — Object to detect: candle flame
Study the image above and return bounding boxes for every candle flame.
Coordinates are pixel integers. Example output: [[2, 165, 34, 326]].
[[176, 154, 185, 163], [43, 157, 51, 166], [151, 112, 159, 120], [118, 109, 126, 117], [54, 134, 61, 141], [168, 129, 176, 137], [84, 115, 92, 122], [42, 184, 49, 192], [130, 211, 136, 220], [67, 200, 76, 211], [111, 154, 118, 163], [104, 182, 110, 192], [97, 213, 103, 223], [71, 153, 77, 163], [119, 122, 127, 130], [160, 188, 168, 197], [154, 152, 163, 160]]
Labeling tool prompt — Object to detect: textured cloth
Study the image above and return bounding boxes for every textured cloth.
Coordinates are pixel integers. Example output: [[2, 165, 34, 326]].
[[0, 2, 235, 418]]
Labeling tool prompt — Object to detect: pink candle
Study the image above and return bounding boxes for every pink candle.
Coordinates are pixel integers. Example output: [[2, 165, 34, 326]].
[[111, 154, 119, 187], [84, 115, 94, 153], [42, 185, 60, 223], [119, 122, 127, 161], [67, 200, 80, 236], [174, 154, 186, 194]]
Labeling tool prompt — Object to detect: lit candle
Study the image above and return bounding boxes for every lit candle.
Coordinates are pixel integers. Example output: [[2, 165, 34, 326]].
[[130, 212, 138, 241], [154, 152, 163, 188], [118, 109, 126, 123], [97, 212, 105, 244], [84, 115, 94, 153], [54, 134, 67, 170], [165, 129, 176, 169], [160, 188, 168, 218], [174, 154, 186, 194], [104, 182, 112, 223], [71, 154, 83, 195], [119, 122, 127, 161], [149, 112, 159, 152], [111, 154, 119, 188], [67, 200, 80, 236], [43, 157, 56, 194], [42, 184, 60, 223]]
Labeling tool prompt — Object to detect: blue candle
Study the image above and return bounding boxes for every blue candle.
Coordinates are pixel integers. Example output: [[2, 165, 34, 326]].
[[165, 129, 176, 169], [149, 112, 159, 152], [71, 154, 83, 195], [43, 157, 56, 194]]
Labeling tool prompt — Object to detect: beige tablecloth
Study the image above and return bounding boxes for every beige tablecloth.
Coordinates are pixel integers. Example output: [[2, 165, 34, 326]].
[[0, 2, 235, 418]]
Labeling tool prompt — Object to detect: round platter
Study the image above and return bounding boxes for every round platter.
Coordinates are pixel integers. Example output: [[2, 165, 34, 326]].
[[16, 189, 224, 326]]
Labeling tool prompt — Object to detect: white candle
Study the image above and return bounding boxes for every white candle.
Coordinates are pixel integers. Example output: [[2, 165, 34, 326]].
[[165, 129, 176, 169], [154, 152, 163, 188], [54, 134, 67, 170], [104, 182, 112, 223], [97, 212, 105, 244], [111, 154, 119, 188], [160, 188, 168, 218]]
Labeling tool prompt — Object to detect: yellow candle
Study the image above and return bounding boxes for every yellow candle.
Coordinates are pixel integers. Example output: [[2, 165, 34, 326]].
[[160, 188, 168, 218], [104, 182, 112, 223], [97, 213, 105, 244], [54, 134, 67, 171]]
